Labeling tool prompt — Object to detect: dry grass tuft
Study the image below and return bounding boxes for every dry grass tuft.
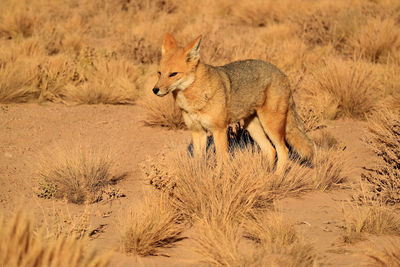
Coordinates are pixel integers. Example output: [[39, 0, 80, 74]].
[[298, 7, 343, 48], [142, 145, 348, 223], [342, 201, 400, 244], [362, 108, 400, 205], [245, 212, 316, 267], [0, 8, 36, 39], [143, 148, 308, 223], [140, 93, 186, 130], [63, 50, 145, 104], [0, 210, 109, 267], [229, 0, 292, 27], [297, 105, 325, 133], [37, 143, 125, 204], [193, 218, 246, 266], [0, 43, 39, 102], [121, 193, 183, 256], [311, 147, 347, 191], [348, 17, 400, 63], [193, 212, 315, 267], [365, 238, 400, 267], [303, 58, 379, 120]]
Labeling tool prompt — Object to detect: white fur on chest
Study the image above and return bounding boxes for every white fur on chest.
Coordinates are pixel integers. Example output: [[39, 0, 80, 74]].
[[177, 93, 213, 130]]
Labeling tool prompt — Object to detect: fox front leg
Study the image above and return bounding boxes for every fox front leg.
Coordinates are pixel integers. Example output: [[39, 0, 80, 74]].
[[212, 128, 229, 165], [192, 130, 207, 157]]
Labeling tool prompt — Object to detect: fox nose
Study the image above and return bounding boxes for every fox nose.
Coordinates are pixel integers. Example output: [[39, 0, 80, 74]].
[[152, 88, 159, 95]]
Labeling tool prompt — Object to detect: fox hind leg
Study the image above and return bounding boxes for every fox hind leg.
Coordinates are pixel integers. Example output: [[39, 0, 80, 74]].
[[256, 103, 289, 175], [245, 116, 276, 170]]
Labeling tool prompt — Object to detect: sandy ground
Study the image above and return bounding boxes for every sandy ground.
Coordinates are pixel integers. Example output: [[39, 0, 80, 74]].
[[0, 103, 386, 266]]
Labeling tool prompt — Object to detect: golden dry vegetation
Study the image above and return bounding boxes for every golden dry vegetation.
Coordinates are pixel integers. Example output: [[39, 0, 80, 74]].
[[1, 0, 400, 265], [0, 210, 109, 267]]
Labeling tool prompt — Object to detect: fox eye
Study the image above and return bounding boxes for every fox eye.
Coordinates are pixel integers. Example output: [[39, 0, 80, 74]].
[[169, 72, 178, 77], [157, 71, 161, 75]]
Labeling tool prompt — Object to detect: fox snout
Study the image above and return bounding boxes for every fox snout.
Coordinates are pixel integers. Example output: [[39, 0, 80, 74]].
[[152, 84, 168, 97]]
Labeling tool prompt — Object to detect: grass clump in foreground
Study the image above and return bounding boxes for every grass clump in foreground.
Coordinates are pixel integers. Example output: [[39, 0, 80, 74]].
[[143, 146, 348, 219], [193, 212, 315, 267], [140, 145, 346, 264], [0, 210, 109, 267], [37, 144, 125, 204], [121, 193, 183, 256]]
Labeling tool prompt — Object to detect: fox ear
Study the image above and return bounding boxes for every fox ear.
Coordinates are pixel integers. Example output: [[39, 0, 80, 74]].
[[184, 35, 202, 63], [162, 33, 177, 55]]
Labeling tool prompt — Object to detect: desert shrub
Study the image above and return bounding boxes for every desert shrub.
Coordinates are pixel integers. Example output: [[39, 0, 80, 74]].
[[37, 143, 125, 204], [302, 58, 379, 120], [342, 202, 400, 243], [297, 7, 343, 48], [348, 17, 400, 63], [143, 148, 308, 222], [296, 2, 367, 51], [193, 218, 246, 266], [312, 147, 347, 191], [63, 47, 145, 104], [228, 0, 293, 27], [365, 238, 400, 267], [0, 7, 36, 39], [140, 93, 186, 130], [142, 145, 347, 224], [121, 193, 183, 256], [0, 210, 109, 267], [362, 108, 400, 205], [244, 212, 315, 267], [0, 57, 38, 102], [0, 39, 43, 102], [296, 105, 325, 133], [193, 212, 315, 267]]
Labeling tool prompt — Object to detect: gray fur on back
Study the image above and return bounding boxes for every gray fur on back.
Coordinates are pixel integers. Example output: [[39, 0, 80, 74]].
[[215, 59, 286, 122]]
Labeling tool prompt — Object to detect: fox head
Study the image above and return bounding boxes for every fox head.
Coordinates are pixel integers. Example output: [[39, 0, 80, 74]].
[[152, 33, 202, 96]]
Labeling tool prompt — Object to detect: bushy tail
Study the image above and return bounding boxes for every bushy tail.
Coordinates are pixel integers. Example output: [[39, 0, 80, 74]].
[[285, 97, 315, 161]]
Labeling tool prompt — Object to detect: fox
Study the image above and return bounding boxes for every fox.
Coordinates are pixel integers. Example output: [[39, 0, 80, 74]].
[[153, 33, 314, 173]]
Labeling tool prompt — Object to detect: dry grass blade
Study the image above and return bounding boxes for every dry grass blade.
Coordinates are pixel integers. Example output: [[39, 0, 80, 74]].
[[37, 143, 124, 204], [0, 210, 109, 267], [121, 194, 184, 256]]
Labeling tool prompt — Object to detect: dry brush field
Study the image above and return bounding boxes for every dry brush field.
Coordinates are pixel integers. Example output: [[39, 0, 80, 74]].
[[1, 0, 400, 266]]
